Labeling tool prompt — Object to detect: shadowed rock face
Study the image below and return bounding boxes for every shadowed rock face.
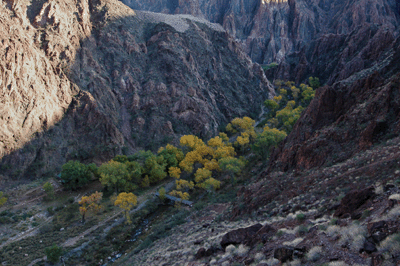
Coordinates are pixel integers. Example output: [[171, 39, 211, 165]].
[[0, 0, 272, 183], [121, 0, 400, 83], [268, 37, 400, 171]]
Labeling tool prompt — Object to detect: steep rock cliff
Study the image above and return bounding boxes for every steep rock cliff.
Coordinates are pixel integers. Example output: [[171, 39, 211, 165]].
[[0, 0, 272, 183], [121, 0, 400, 83], [268, 36, 400, 172]]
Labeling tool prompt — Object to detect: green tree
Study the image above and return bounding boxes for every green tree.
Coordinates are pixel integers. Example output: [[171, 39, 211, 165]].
[[301, 85, 315, 106], [252, 126, 287, 159], [43, 182, 54, 201], [158, 144, 184, 169], [158, 187, 166, 202], [218, 157, 246, 179], [0, 192, 7, 206], [125, 161, 142, 186], [113, 155, 129, 163], [45, 244, 63, 264], [264, 99, 279, 119], [98, 160, 130, 193], [127, 150, 153, 164], [60, 161, 91, 190], [144, 155, 167, 184], [308, 76, 320, 89], [275, 101, 304, 133], [87, 163, 99, 179]]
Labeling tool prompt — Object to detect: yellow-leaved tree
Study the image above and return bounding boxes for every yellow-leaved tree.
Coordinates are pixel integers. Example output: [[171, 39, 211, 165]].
[[114, 192, 138, 224], [79, 191, 103, 223], [0, 192, 7, 207], [226, 117, 256, 151]]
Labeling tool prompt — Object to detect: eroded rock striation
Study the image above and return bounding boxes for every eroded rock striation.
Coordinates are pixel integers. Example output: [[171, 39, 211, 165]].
[[0, 0, 272, 183], [121, 0, 400, 83]]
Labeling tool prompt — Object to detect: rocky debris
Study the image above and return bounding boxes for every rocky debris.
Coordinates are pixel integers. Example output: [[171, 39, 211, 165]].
[[334, 187, 376, 219], [273, 246, 293, 263], [361, 238, 377, 254], [370, 253, 385, 266], [269, 67, 400, 173], [247, 223, 276, 245], [367, 220, 400, 244], [220, 223, 263, 248], [195, 246, 222, 259]]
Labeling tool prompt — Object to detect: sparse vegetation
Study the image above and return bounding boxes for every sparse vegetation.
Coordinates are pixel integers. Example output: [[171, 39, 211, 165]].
[[0, 192, 7, 206], [43, 182, 54, 201], [307, 246, 322, 261], [45, 244, 63, 264]]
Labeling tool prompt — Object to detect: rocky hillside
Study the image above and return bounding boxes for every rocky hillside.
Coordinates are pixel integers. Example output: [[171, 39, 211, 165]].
[[121, 0, 400, 83], [0, 0, 272, 184]]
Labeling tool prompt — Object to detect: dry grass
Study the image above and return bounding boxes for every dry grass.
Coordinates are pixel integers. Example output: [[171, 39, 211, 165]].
[[378, 233, 400, 255], [283, 237, 303, 246], [338, 223, 367, 252], [234, 244, 249, 257], [307, 246, 322, 261], [328, 262, 349, 266]]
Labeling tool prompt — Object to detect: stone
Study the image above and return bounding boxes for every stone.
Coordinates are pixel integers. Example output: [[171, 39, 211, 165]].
[[361, 239, 377, 254], [274, 246, 294, 263], [371, 253, 384, 266], [195, 248, 206, 259], [220, 224, 263, 248], [333, 187, 375, 219]]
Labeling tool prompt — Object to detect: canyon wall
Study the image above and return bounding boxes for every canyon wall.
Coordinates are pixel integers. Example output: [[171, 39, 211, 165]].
[[0, 0, 272, 184], [121, 0, 400, 83]]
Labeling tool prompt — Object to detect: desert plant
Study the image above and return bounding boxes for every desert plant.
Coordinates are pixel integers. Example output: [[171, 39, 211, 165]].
[[0, 192, 7, 206], [43, 182, 54, 200], [45, 244, 63, 264], [307, 246, 322, 261]]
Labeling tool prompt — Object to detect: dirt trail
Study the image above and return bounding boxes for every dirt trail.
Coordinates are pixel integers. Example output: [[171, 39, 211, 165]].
[[0, 216, 53, 250], [62, 199, 148, 247], [24, 182, 170, 266]]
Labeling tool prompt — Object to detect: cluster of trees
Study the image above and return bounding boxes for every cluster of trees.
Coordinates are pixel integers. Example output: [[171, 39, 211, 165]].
[[263, 77, 318, 133], [168, 134, 245, 202], [57, 78, 318, 209]]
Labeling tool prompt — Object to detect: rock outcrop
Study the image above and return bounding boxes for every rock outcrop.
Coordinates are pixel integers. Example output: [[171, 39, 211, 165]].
[[0, 0, 272, 183], [121, 0, 400, 83], [268, 39, 400, 172]]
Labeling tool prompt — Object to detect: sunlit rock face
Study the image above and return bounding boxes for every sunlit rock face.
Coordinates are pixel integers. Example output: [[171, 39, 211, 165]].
[[121, 0, 400, 83], [0, 0, 272, 182]]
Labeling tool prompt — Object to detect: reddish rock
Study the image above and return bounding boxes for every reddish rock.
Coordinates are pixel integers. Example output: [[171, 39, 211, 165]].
[[220, 224, 263, 248], [334, 187, 375, 219]]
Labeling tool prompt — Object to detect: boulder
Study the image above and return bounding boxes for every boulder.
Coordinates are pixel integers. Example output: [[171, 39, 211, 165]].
[[361, 239, 377, 254], [220, 223, 263, 248], [273, 246, 293, 263], [195, 248, 206, 259], [334, 187, 375, 219]]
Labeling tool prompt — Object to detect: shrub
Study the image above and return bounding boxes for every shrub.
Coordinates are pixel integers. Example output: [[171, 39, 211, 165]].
[[60, 161, 91, 190], [43, 182, 54, 200], [307, 246, 322, 261], [296, 213, 305, 222], [45, 244, 63, 263], [0, 192, 7, 206]]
